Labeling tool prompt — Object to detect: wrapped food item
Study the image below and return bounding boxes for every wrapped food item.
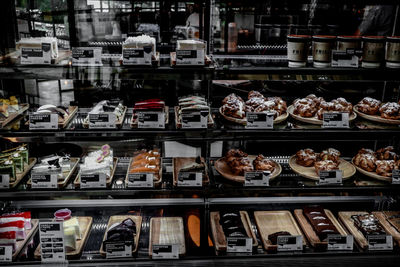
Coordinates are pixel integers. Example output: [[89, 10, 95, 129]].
[[133, 99, 165, 112], [16, 37, 58, 59], [80, 144, 114, 178], [123, 35, 156, 54], [0, 211, 31, 230], [84, 100, 125, 124], [177, 39, 206, 50], [0, 231, 16, 252]]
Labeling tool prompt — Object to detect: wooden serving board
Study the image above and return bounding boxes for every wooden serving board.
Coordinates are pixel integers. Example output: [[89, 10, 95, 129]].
[[149, 217, 186, 256], [13, 219, 39, 260], [354, 105, 400, 125], [82, 106, 127, 129], [210, 211, 258, 253], [174, 106, 214, 129], [352, 157, 392, 183], [219, 107, 289, 126], [287, 105, 356, 125], [74, 158, 118, 188], [99, 215, 142, 257], [254, 210, 306, 252], [27, 157, 79, 189], [131, 106, 169, 128], [294, 209, 348, 249], [372, 212, 400, 247], [0, 104, 29, 128], [214, 155, 282, 183], [34, 216, 93, 259], [288, 155, 355, 181], [173, 157, 209, 187], [9, 158, 37, 188], [124, 157, 162, 187]]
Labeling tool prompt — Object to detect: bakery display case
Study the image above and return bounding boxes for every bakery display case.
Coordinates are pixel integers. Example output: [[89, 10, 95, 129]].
[[0, 0, 400, 266]]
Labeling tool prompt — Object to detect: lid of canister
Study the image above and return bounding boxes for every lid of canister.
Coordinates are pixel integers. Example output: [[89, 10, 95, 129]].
[[362, 36, 385, 42], [337, 35, 361, 42], [287, 34, 311, 41], [386, 36, 400, 43], [312, 35, 336, 41]]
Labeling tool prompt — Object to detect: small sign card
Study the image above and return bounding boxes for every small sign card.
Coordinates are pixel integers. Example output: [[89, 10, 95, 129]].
[[177, 172, 202, 187], [29, 113, 58, 130], [327, 234, 354, 251], [152, 244, 179, 259], [138, 111, 165, 129], [39, 221, 65, 262], [331, 49, 361, 68], [226, 237, 252, 253], [244, 171, 270, 187], [105, 241, 132, 259], [0, 246, 12, 262], [127, 173, 154, 188], [319, 170, 343, 185], [277, 235, 303, 252], [181, 111, 208, 129], [21, 43, 52, 65], [246, 112, 274, 129], [392, 169, 400, 184], [72, 47, 102, 66], [80, 173, 106, 189], [322, 112, 349, 128], [88, 113, 116, 129], [367, 235, 393, 251], [123, 47, 152, 65], [176, 49, 205, 65], [31, 174, 58, 189]]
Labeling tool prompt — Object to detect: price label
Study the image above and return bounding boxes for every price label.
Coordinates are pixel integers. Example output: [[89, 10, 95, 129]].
[[244, 171, 270, 187], [226, 237, 252, 253], [181, 111, 208, 129], [277, 235, 303, 252], [319, 170, 343, 185], [80, 173, 106, 189], [176, 49, 205, 65], [152, 244, 179, 259], [29, 113, 58, 130], [39, 221, 65, 262], [72, 47, 102, 66], [89, 113, 116, 129], [331, 50, 360, 68], [138, 111, 165, 129], [21, 43, 52, 65], [31, 174, 58, 189], [246, 112, 274, 129], [105, 241, 132, 259], [0, 246, 12, 262], [123, 47, 152, 65], [177, 172, 202, 187], [367, 235, 393, 251], [392, 169, 400, 184], [322, 112, 349, 128], [127, 173, 154, 188], [327, 235, 354, 251], [0, 174, 10, 189]]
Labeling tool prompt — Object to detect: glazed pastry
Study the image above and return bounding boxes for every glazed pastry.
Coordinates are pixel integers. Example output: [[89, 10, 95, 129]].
[[379, 102, 400, 120], [248, 90, 265, 99], [305, 94, 325, 107], [293, 98, 317, 118], [221, 94, 246, 119], [230, 157, 254, 175], [314, 160, 339, 175], [129, 149, 160, 179], [351, 213, 385, 236], [354, 150, 377, 172], [222, 93, 244, 105], [303, 206, 339, 240], [357, 97, 381, 115], [318, 148, 341, 164], [316, 98, 353, 120], [226, 149, 248, 159], [375, 146, 398, 160], [296, 149, 317, 167], [375, 160, 396, 177], [253, 154, 275, 172], [219, 212, 247, 238]]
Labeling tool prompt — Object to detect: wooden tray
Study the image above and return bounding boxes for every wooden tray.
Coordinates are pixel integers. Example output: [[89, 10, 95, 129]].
[[294, 209, 348, 249], [210, 211, 258, 253], [34, 216, 93, 259], [8, 158, 37, 189], [74, 158, 118, 188], [170, 52, 212, 67], [287, 105, 357, 125], [354, 105, 400, 125], [83, 106, 127, 129], [174, 106, 214, 129], [99, 215, 143, 257], [131, 106, 169, 128], [214, 155, 282, 184], [254, 210, 306, 252], [372, 211, 400, 247], [219, 107, 289, 126], [149, 217, 186, 256], [0, 104, 29, 128], [27, 157, 79, 189], [288, 155, 355, 181], [173, 157, 209, 187], [124, 157, 162, 187], [26, 106, 78, 129], [13, 219, 39, 260], [352, 157, 392, 183]]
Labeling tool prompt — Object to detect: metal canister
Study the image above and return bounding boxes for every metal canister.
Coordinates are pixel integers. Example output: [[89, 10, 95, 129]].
[[362, 36, 385, 68], [312, 35, 336, 68], [385, 36, 400, 68], [287, 34, 311, 68], [337, 36, 361, 51]]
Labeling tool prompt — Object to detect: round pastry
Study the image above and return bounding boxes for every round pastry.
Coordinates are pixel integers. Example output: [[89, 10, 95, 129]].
[[375, 146, 398, 160], [293, 98, 318, 118], [318, 148, 341, 164], [253, 154, 275, 172], [296, 149, 317, 167], [354, 152, 377, 172], [375, 160, 396, 177], [222, 93, 244, 105], [332, 97, 353, 113], [379, 102, 400, 120], [357, 97, 381, 115], [248, 90, 265, 99], [314, 160, 339, 175]]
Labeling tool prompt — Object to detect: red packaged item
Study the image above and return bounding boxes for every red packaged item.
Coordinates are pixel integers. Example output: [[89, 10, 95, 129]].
[[0, 211, 31, 230], [0, 231, 16, 251], [0, 220, 25, 240], [133, 99, 165, 111]]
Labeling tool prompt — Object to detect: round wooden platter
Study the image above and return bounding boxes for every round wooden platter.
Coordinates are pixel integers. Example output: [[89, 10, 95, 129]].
[[351, 157, 391, 182], [353, 105, 400, 125], [219, 107, 288, 125], [288, 155, 356, 181], [214, 155, 282, 183], [287, 105, 357, 125]]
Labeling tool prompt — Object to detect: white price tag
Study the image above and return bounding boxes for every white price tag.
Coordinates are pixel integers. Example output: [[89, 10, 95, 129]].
[[244, 171, 270, 187], [29, 113, 58, 130], [331, 50, 360, 68], [0, 174, 10, 189], [319, 170, 343, 185], [31, 174, 58, 189], [138, 111, 165, 129], [245, 112, 274, 129], [367, 235, 393, 251], [277, 235, 303, 252], [105, 241, 132, 259], [177, 172, 202, 187], [327, 235, 354, 251], [181, 111, 208, 129], [152, 244, 179, 259], [322, 112, 349, 128], [72, 47, 102, 66], [123, 48, 152, 65], [392, 169, 400, 184], [88, 113, 116, 129], [226, 237, 252, 253], [21, 43, 52, 65], [176, 49, 205, 65], [127, 173, 154, 188], [39, 221, 65, 262], [80, 173, 106, 189], [0, 246, 12, 262]]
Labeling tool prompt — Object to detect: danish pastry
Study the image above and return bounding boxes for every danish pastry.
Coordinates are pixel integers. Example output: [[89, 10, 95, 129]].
[[318, 148, 341, 164], [375, 160, 396, 177], [375, 146, 398, 160], [296, 149, 317, 167], [357, 97, 381, 115], [354, 151, 377, 172], [314, 160, 339, 174], [253, 154, 275, 172], [379, 102, 400, 120]]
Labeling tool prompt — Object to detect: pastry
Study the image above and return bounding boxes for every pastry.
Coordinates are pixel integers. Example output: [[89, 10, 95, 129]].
[[123, 35, 156, 55], [295, 149, 317, 167], [354, 150, 377, 172], [84, 100, 125, 125], [351, 213, 385, 236], [375, 146, 398, 160], [224, 149, 277, 175], [248, 90, 265, 99], [303, 206, 339, 240], [318, 148, 341, 164], [253, 154, 275, 172], [357, 97, 381, 115], [0, 96, 19, 118], [379, 102, 400, 120], [0, 231, 16, 252], [316, 98, 353, 120], [103, 218, 136, 249], [221, 94, 246, 119], [219, 212, 247, 238], [31, 154, 72, 180], [80, 144, 114, 178], [375, 160, 396, 177], [129, 149, 160, 180], [314, 160, 339, 174], [293, 98, 318, 117]]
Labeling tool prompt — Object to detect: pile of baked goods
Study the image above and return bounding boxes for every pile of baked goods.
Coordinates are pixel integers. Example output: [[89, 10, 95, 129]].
[[353, 146, 399, 177], [356, 97, 400, 120], [224, 149, 275, 175], [128, 149, 161, 180], [295, 148, 341, 175]]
